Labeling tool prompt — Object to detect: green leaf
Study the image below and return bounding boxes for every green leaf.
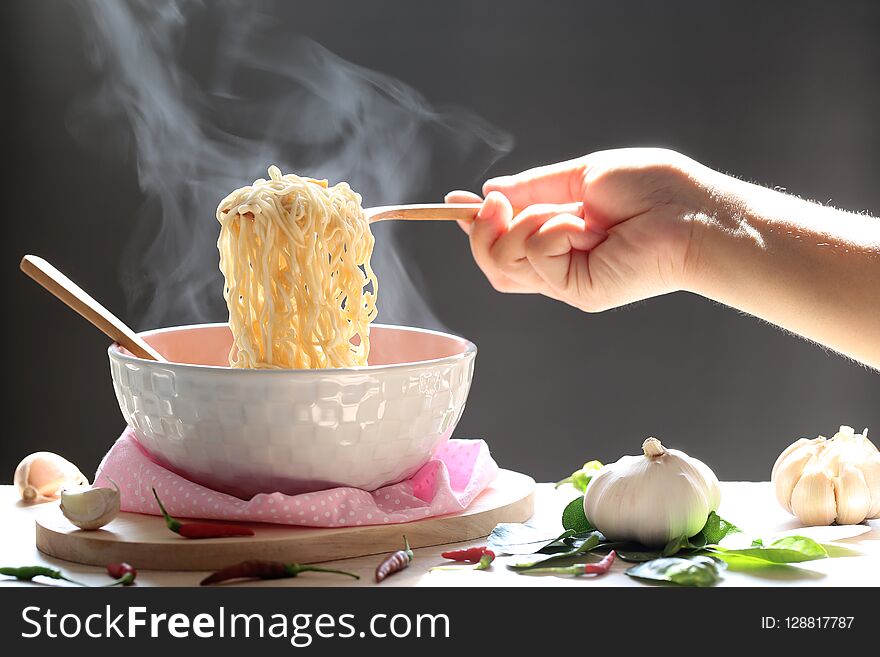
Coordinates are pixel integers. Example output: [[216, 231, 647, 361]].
[[626, 556, 724, 586], [510, 533, 602, 570], [561, 496, 594, 534], [661, 512, 739, 557], [689, 532, 708, 549], [706, 535, 828, 565], [766, 535, 829, 558], [555, 460, 603, 492], [487, 524, 563, 555], [616, 549, 665, 563], [662, 534, 690, 557], [698, 511, 741, 545]]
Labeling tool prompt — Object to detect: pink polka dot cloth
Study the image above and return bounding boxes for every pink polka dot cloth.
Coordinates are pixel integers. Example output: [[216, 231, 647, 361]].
[[94, 429, 499, 527]]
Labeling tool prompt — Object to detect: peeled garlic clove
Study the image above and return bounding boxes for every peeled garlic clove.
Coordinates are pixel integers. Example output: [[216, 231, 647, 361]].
[[790, 459, 836, 526], [833, 464, 870, 525], [773, 442, 825, 513], [14, 452, 89, 503], [60, 480, 120, 530]]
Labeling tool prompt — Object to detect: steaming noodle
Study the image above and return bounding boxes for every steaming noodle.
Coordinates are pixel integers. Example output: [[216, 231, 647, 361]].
[[216, 166, 378, 369]]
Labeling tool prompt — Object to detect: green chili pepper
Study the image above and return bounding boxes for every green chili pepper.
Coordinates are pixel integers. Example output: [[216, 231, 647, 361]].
[[0, 566, 86, 586], [518, 550, 617, 576]]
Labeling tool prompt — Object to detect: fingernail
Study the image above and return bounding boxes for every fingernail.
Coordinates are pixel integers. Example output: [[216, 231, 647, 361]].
[[476, 195, 497, 220], [479, 191, 508, 220]]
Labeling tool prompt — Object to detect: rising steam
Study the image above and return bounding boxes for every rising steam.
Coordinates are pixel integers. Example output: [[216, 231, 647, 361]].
[[69, 0, 512, 330]]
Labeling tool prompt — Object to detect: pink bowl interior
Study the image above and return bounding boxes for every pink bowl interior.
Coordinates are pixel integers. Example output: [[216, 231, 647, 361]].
[[129, 324, 471, 367]]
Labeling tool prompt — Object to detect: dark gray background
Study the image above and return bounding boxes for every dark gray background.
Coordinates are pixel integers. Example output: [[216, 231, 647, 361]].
[[2, 0, 879, 485]]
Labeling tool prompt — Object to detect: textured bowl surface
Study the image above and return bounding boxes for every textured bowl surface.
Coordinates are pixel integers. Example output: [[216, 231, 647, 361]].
[[108, 324, 476, 497]]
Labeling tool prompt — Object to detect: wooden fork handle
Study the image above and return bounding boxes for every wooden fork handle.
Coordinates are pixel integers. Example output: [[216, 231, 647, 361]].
[[20, 255, 164, 361], [366, 202, 584, 223]]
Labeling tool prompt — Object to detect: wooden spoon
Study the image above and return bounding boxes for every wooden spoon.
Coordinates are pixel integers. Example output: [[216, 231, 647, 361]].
[[20, 255, 165, 361], [365, 202, 583, 223], [225, 202, 585, 224]]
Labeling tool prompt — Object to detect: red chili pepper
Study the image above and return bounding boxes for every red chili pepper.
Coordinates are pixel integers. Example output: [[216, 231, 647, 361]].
[[582, 550, 616, 575], [201, 560, 359, 585], [106, 562, 137, 585], [152, 488, 254, 539], [107, 562, 136, 579], [375, 536, 414, 582], [440, 545, 491, 562], [430, 549, 495, 573]]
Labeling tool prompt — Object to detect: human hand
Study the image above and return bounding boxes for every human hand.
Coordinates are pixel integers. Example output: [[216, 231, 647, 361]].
[[446, 148, 716, 312]]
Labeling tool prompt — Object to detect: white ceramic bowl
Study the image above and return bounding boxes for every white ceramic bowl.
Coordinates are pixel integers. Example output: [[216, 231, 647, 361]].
[[108, 323, 476, 498]]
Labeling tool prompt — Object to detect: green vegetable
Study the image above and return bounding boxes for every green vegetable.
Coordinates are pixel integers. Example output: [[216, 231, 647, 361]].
[[662, 511, 740, 556], [487, 525, 578, 555], [561, 495, 594, 533], [706, 535, 828, 565], [510, 533, 602, 570], [474, 553, 495, 570], [555, 460, 603, 492], [698, 511, 741, 545], [0, 566, 85, 586], [615, 548, 664, 563], [625, 556, 724, 586], [662, 531, 707, 556]]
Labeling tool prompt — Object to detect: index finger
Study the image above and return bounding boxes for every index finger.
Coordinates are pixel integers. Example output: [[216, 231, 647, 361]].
[[483, 156, 588, 207]]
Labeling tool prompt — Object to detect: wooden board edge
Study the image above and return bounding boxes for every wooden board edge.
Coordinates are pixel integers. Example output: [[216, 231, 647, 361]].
[[36, 474, 535, 571]]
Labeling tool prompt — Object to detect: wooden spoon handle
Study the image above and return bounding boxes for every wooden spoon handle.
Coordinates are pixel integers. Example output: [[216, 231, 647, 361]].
[[20, 255, 164, 361], [366, 204, 483, 223], [365, 202, 584, 223]]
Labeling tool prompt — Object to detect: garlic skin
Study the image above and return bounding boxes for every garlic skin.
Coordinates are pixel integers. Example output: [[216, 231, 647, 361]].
[[583, 437, 721, 547], [60, 480, 120, 530], [772, 426, 880, 526], [14, 452, 89, 503]]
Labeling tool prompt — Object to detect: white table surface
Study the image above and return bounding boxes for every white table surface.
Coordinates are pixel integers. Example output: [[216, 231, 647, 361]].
[[2, 482, 878, 587]]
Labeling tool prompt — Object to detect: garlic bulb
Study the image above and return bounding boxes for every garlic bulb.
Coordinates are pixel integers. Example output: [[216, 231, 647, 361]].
[[14, 452, 89, 503], [772, 426, 880, 526], [60, 479, 120, 530], [583, 437, 721, 547]]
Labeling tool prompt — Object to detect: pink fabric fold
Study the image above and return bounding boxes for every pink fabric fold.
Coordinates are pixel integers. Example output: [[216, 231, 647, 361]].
[[95, 429, 498, 527]]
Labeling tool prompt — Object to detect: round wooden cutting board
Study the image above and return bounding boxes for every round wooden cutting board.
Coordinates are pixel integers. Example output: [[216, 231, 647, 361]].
[[35, 469, 535, 570]]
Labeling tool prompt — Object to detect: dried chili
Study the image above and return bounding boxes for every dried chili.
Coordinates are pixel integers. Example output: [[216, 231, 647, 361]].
[[200, 559, 359, 585], [521, 550, 617, 576], [152, 488, 254, 539], [440, 546, 491, 562], [375, 536, 414, 582]]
